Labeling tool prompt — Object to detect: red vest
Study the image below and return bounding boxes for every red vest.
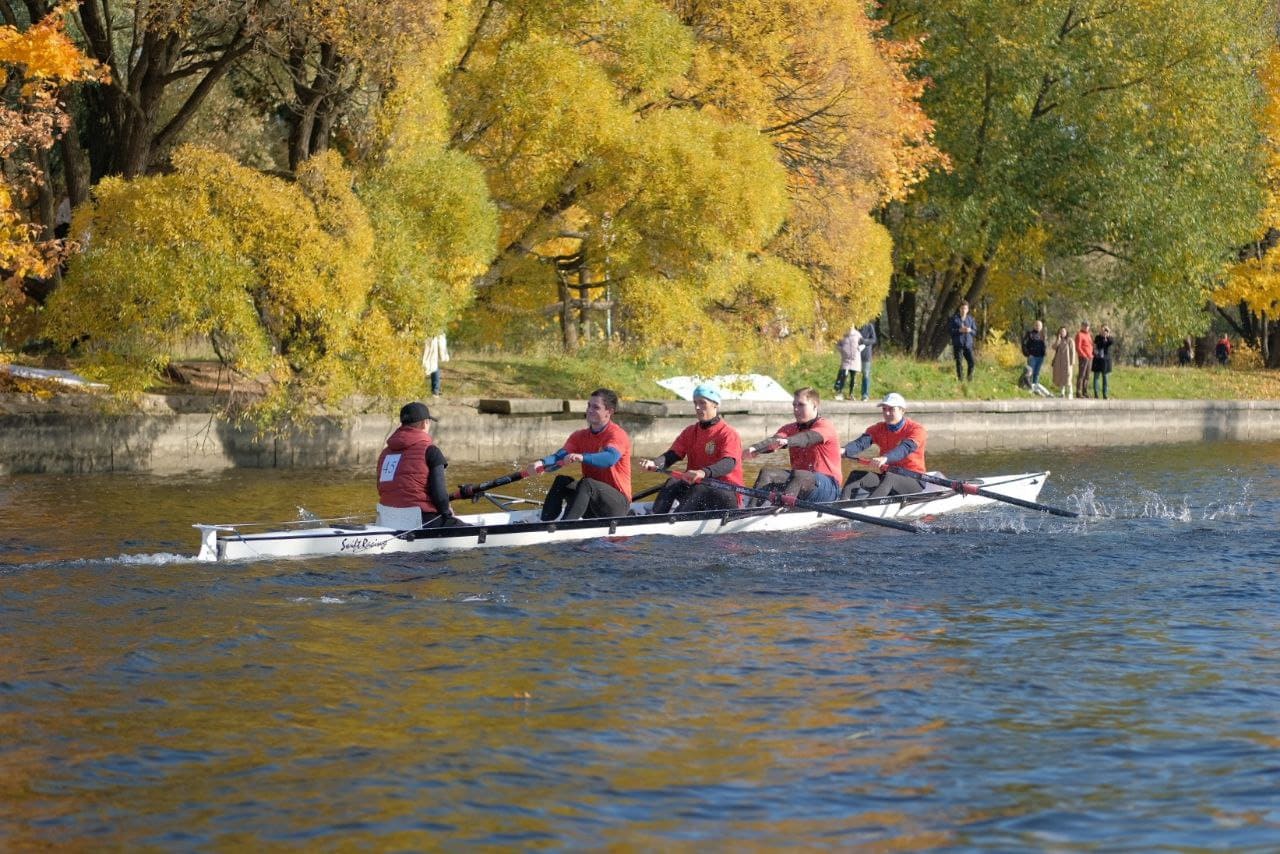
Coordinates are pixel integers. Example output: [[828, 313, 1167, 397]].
[[564, 421, 632, 500], [866, 418, 927, 473], [671, 418, 744, 487], [777, 417, 842, 481], [376, 426, 439, 513]]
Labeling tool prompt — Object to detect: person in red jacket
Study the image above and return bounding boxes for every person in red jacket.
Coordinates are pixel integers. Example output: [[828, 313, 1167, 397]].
[[840, 392, 927, 499], [744, 386, 842, 503], [1075, 320, 1095, 398], [376, 401, 466, 528], [525, 388, 633, 521], [640, 384, 744, 513]]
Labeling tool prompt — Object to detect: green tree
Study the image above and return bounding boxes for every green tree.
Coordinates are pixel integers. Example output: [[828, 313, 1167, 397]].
[[879, 0, 1271, 356]]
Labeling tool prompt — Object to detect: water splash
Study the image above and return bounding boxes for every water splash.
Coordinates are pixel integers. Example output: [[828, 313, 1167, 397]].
[[296, 506, 323, 524], [1058, 481, 1253, 523]]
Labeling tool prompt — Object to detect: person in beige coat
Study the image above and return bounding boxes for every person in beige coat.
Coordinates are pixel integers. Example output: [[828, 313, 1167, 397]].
[[1050, 325, 1076, 398], [422, 332, 449, 397]]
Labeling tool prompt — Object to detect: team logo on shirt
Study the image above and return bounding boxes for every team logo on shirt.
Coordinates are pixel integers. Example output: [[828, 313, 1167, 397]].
[[704, 441, 717, 456]]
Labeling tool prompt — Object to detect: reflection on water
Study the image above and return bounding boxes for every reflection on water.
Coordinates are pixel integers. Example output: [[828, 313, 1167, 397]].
[[2, 442, 1280, 847]]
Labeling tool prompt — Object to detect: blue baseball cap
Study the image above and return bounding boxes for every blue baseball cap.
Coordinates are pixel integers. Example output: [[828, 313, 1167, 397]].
[[691, 384, 722, 404]]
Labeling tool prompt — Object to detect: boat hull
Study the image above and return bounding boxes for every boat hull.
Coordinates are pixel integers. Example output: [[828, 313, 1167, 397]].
[[195, 471, 1050, 563]]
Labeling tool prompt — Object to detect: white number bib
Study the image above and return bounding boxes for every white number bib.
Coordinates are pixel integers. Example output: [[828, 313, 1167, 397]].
[[379, 453, 402, 482]]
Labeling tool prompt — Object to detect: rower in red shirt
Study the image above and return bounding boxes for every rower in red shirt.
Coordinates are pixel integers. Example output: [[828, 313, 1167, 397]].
[[745, 386, 841, 503], [841, 392, 927, 499], [524, 388, 632, 521], [640, 384, 745, 513]]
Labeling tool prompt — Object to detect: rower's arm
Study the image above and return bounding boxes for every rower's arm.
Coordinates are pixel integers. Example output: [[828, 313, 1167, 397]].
[[580, 446, 621, 468], [785, 429, 824, 449], [541, 448, 569, 468], [425, 445, 453, 515], [882, 439, 917, 465], [652, 449, 681, 470], [703, 455, 737, 478], [842, 434, 872, 458]]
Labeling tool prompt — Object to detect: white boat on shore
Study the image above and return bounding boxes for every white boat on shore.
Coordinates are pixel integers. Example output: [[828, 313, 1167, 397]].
[[194, 470, 1051, 563]]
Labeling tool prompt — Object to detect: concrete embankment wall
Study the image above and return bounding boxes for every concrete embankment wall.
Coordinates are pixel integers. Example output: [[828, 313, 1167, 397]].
[[3, 395, 1280, 475]]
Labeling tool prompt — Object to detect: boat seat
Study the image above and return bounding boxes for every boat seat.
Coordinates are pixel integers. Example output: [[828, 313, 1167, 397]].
[[375, 504, 423, 530]]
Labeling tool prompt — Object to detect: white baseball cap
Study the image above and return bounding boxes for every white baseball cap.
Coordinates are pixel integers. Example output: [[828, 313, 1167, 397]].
[[879, 392, 907, 408]]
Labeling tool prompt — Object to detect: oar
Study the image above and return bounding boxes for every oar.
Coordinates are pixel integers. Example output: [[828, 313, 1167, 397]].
[[451, 469, 529, 501], [632, 482, 665, 502], [670, 471, 922, 534], [861, 460, 1079, 519]]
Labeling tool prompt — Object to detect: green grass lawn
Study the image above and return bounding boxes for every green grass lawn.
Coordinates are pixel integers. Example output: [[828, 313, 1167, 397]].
[[440, 346, 1280, 402]]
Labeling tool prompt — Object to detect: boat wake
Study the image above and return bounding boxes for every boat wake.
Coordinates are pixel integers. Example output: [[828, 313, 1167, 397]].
[[109, 551, 202, 566], [0, 550, 200, 574]]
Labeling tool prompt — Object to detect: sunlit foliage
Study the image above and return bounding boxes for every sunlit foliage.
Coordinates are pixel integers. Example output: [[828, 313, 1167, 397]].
[[879, 0, 1271, 355], [1215, 47, 1280, 364], [0, 9, 106, 325], [41, 147, 422, 421]]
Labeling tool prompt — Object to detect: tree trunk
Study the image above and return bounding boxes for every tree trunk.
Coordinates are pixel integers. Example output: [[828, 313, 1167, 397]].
[[75, 0, 254, 179], [559, 277, 578, 351]]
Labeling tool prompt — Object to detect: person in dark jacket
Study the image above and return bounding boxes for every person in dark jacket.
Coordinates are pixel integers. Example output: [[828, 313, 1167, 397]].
[[949, 301, 977, 382], [376, 401, 466, 529], [1022, 319, 1050, 395], [858, 321, 878, 401], [1092, 325, 1116, 399]]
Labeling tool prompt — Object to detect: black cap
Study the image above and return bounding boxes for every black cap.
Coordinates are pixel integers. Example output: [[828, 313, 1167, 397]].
[[399, 401, 436, 424]]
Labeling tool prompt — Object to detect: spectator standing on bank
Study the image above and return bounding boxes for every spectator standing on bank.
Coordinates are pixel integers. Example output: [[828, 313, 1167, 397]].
[[1051, 325, 1076, 398], [1215, 334, 1232, 365], [858, 321, 877, 401], [1075, 321, 1094, 398], [1022, 320, 1050, 395], [1177, 337, 1194, 366], [1092, 325, 1116, 399], [949, 301, 978, 382], [833, 325, 863, 401], [423, 332, 449, 397]]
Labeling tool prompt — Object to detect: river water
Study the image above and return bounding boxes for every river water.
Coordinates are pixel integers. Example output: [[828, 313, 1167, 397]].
[[2, 441, 1279, 849]]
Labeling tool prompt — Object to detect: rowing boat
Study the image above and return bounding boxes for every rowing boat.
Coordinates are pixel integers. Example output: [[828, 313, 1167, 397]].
[[194, 470, 1051, 563]]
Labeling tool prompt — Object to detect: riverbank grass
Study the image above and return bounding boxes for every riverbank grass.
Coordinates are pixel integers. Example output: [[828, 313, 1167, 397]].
[[439, 347, 1280, 402]]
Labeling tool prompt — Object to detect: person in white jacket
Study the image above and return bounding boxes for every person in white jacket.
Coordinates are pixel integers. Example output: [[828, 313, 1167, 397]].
[[422, 332, 449, 397], [833, 325, 863, 401]]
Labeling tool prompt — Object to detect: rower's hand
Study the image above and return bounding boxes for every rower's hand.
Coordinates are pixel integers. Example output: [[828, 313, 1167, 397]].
[[869, 456, 888, 472], [459, 483, 480, 500], [523, 460, 546, 477], [640, 458, 659, 472], [565, 452, 584, 464], [686, 468, 706, 484]]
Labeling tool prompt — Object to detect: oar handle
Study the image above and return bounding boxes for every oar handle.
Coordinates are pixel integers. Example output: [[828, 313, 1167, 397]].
[[450, 469, 529, 501]]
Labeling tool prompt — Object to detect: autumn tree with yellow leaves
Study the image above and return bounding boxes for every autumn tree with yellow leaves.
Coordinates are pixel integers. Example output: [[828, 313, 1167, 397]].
[[0, 7, 105, 332], [41, 147, 426, 418], [441, 0, 939, 368], [1215, 47, 1280, 367]]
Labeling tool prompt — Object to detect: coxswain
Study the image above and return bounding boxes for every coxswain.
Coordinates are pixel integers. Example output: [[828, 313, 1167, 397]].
[[376, 401, 467, 528]]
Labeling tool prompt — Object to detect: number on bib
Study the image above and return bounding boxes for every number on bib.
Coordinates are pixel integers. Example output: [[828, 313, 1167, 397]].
[[379, 453, 402, 482]]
